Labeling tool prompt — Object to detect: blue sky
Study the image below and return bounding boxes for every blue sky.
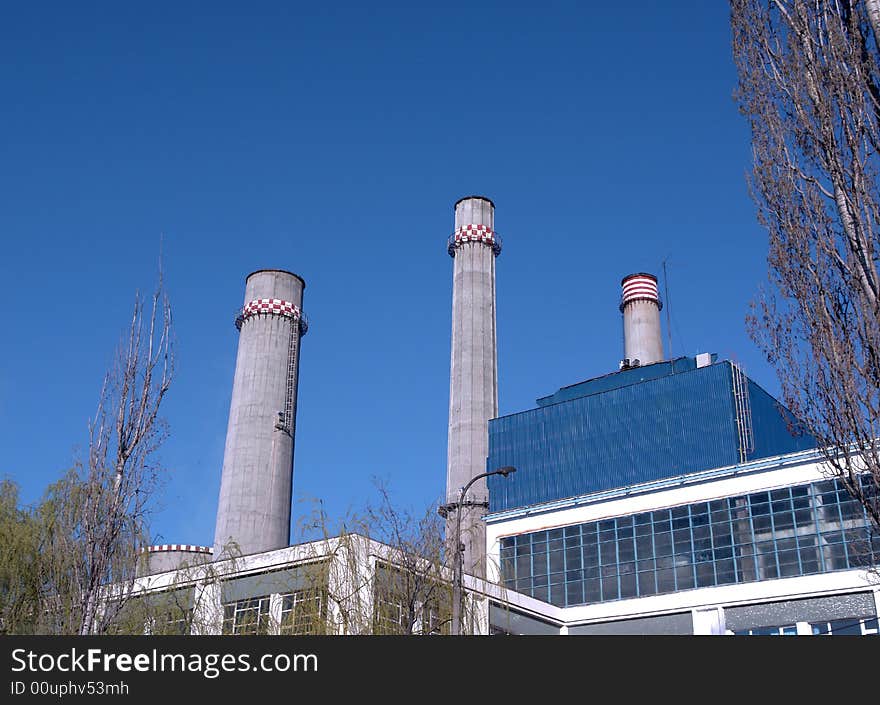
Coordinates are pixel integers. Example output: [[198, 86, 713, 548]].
[[0, 2, 774, 547]]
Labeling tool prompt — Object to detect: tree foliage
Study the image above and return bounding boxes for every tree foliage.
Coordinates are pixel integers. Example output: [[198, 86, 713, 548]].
[[732, 0, 880, 532]]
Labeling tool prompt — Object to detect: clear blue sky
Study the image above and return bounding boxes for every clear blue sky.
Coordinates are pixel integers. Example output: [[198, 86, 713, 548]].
[[0, 1, 773, 547]]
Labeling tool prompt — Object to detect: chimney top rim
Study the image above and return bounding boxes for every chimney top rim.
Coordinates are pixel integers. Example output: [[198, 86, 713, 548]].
[[454, 195, 495, 209], [245, 269, 307, 289], [620, 272, 658, 286]]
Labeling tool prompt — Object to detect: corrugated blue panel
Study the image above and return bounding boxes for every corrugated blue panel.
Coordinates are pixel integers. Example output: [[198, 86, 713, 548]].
[[487, 361, 816, 512], [747, 378, 815, 459], [536, 356, 701, 407]]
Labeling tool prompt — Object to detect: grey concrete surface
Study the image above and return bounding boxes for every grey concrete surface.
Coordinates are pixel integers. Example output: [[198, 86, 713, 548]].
[[446, 196, 499, 578], [213, 270, 305, 559]]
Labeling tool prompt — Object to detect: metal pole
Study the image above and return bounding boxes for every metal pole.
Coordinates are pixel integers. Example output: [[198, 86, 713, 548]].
[[452, 484, 465, 636], [449, 466, 516, 636]]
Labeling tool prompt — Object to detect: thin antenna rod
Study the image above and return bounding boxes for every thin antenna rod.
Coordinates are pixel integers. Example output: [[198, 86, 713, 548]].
[[662, 259, 673, 359]]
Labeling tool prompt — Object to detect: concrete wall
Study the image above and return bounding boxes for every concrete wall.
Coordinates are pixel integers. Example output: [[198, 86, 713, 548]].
[[138, 547, 212, 577], [622, 298, 664, 365], [447, 196, 499, 577], [214, 269, 305, 558]]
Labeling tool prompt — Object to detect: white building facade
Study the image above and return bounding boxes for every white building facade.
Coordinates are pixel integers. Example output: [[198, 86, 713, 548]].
[[485, 449, 880, 635]]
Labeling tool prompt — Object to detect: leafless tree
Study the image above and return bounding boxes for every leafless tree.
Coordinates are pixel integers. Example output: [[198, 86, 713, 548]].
[[35, 273, 174, 634], [732, 0, 880, 536], [293, 485, 458, 635]]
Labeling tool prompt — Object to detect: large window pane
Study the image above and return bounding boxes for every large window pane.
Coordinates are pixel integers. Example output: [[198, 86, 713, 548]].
[[501, 475, 874, 605], [584, 579, 601, 603], [599, 541, 617, 566], [619, 571, 637, 599], [653, 531, 673, 557], [675, 561, 695, 590], [715, 559, 736, 585], [566, 579, 584, 607], [638, 570, 657, 596], [601, 575, 619, 601], [618, 536, 635, 562], [549, 549, 565, 573]]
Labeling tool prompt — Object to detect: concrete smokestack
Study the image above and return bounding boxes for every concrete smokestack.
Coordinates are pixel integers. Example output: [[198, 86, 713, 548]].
[[446, 195, 501, 578], [213, 269, 307, 558], [620, 272, 664, 367]]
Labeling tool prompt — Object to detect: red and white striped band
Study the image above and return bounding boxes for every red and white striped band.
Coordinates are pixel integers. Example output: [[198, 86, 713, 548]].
[[620, 274, 662, 310], [141, 544, 213, 554], [448, 224, 502, 257], [235, 298, 304, 330]]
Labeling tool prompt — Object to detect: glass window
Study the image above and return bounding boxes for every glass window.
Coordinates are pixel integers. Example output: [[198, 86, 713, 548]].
[[549, 549, 565, 574], [566, 579, 584, 606], [637, 570, 657, 596], [695, 561, 715, 588], [715, 559, 736, 585], [770, 488, 790, 502], [635, 521, 653, 537], [616, 515, 634, 532], [617, 536, 635, 562], [652, 510, 671, 527], [794, 508, 813, 528], [222, 596, 271, 635], [655, 566, 675, 592], [752, 513, 772, 533], [772, 503, 794, 531], [582, 542, 599, 568], [692, 524, 711, 542], [500, 555, 515, 584], [839, 498, 863, 521], [823, 535, 849, 570], [601, 574, 618, 601], [599, 541, 617, 566], [564, 525, 581, 540], [636, 534, 654, 559], [619, 571, 637, 599], [777, 550, 801, 577], [280, 590, 324, 635], [501, 476, 874, 607], [796, 535, 820, 574], [675, 561, 695, 590], [532, 550, 548, 577]]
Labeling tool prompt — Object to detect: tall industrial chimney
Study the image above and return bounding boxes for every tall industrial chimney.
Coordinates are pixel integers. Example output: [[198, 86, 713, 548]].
[[620, 272, 664, 367], [446, 195, 501, 578], [213, 269, 307, 559]]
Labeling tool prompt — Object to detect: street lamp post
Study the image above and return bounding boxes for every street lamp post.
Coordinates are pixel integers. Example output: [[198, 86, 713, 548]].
[[440, 466, 516, 635]]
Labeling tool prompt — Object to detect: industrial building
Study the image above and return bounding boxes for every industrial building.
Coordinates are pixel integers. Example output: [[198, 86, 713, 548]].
[[482, 273, 880, 635], [130, 196, 879, 636]]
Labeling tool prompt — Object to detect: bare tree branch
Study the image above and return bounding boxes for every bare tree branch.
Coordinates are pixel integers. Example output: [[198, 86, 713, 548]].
[[733, 0, 880, 537]]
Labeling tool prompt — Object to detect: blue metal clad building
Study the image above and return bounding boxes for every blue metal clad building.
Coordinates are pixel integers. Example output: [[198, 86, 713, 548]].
[[486, 357, 815, 512]]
